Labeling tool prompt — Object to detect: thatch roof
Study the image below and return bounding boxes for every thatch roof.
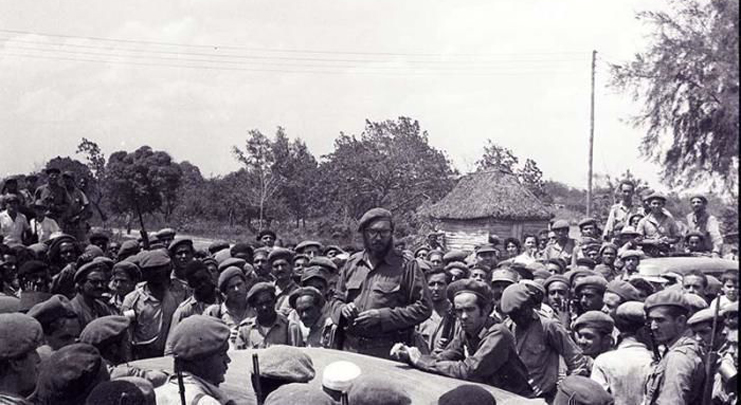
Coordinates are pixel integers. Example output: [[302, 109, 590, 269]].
[[426, 168, 552, 221]]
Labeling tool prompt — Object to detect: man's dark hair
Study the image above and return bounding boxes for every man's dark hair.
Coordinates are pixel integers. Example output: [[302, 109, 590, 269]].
[[426, 268, 452, 284], [628, 278, 654, 298], [685, 269, 708, 287], [721, 270, 739, 284], [618, 180, 635, 191], [522, 233, 539, 246]]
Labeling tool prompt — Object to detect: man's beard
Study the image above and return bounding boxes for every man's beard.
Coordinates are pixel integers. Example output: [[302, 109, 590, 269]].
[[363, 235, 392, 256]]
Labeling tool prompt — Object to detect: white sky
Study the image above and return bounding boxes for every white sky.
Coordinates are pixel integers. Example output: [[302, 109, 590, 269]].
[[1, 0, 678, 191]]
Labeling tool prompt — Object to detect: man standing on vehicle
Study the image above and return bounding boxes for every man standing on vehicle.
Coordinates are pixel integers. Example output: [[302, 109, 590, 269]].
[[686, 194, 723, 257], [636, 193, 681, 248], [542, 220, 576, 263], [603, 180, 643, 241], [330, 207, 432, 360]]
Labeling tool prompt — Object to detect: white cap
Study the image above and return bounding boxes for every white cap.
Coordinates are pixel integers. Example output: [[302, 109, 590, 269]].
[[322, 360, 361, 392]]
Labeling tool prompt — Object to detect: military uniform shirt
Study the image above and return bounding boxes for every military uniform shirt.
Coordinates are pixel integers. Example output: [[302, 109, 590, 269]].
[[235, 313, 291, 349], [642, 334, 705, 405], [590, 336, 653, 405], [155, 372, 229, 405], [637, 213, 681, 240]]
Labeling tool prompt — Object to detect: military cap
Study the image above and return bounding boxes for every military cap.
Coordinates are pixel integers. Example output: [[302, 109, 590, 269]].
[[500, 283, 535, 314], [526, 260, 547, 273], [566, 268, 596, 285], [687, 308, 718, 326], [28, 294, 77, 326], [112, 377, 155, 405], [347, 375, 411, 405], [446, 279, 493, 304], [34, 343, 110, 405], [0, 313, 42, 359], [296, 240, 322, 252], [257, 229, 277, 240], [689, 193, 708, 203], [112, 261, 141, 281], [19, 260, 49, 277], [721, 301, 738, 316], [444, 262, 470, 277], [264, 383, 334, 405], [416, 258, 432, 273], [533, 270, 552, 282], [138, 249, 171, 269], [551, 219, 570, 230], [520, 279, 546, 296], [573, 311, 614, 335], [438, 384, 496, 405], [218, 257, 247, 272], [117, 239, 140, 257], [475, 243, 498, 255], [170, 315, 230, 360], [0, 295, 21, 314], [255, 345, 315, 382], [301, 266, 330, 285], [357, 207, 393, 231], [614, 301, 646, 328], [202, 256, 218, 267], [45, 167, 61, 174], [213, 248, 232, 265], [74, 261, 108, 284], [645, 289, 689, 312], [443, 250, 469, 264], [156, 228, 176, 239], [3, 193, 19, 203], [619, 249, 644, 260], [706, 275, 722, 296], [491, 268, 518, 284], [289, 286, 326, 309], [253, 246, 271, 258], [546, 258, 567, 272], [293, 253, 309, 264], [642, 192, 666, 203], [578, 217, 597, 228], [218, 267, 248, 291], [309, 256, 338, 273], [208, 240, 230, 255], [553, 375, 613, 405], [543, 274, 570, 291], [574, 258, 596, 270], [247, 282, 276, 304], [598, 243, 618, 255], [93, 255, 115, 270], [322, 360, 361, 392], [28, 242, 49, 258], [230, 241, 254, 257], [413, 246, 431, 257], [683, 293, 708, 312], [594, 264, 614, 280], [268, 247, 294, 264], [85, 380, 146, 405], [508, 262, 533, 281], [324, 245, 344, 256], [79, 315, 131, 346], [606, 279, 641, 302], [88, 229, 110, 242], [574, 275, 608, 293], [167, 237, 193, 254]]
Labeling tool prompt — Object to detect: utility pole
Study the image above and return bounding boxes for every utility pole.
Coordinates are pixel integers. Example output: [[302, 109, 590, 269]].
[[587, 50, 596, 217]]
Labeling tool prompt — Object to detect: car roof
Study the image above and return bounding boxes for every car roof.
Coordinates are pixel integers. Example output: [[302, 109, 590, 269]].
[[131, 347, 540, 405], [638, 256, 739, 278]]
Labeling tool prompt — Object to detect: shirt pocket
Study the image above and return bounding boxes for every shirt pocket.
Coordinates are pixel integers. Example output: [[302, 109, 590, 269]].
[[523, 343, 547, 366], [370, 277, 402, 308], [345, 277, 364, 303]]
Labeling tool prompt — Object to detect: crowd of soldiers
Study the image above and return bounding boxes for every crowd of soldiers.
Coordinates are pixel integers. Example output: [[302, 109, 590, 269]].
[[0, 172, 739, 404]]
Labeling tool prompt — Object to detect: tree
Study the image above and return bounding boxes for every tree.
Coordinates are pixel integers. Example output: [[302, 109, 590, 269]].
[[103, 146, 183, 245], [76, 138, 108, 223], [233, 130, 283, 230], [610, 0, 739, 191], [476, 140, 519, 172], [271, 129, 320, 228], [519, 158, 549, 201]]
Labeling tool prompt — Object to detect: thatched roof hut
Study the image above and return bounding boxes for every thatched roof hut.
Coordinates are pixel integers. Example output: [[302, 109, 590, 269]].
[[426, 168, 552, 251]]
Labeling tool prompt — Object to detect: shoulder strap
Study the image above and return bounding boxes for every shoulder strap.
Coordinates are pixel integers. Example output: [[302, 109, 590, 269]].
[[191, 392, 206, 405]]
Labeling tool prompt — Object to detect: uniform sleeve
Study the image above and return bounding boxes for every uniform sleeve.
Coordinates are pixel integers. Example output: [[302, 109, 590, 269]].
[[378, 260, 433, 332], [655, 351, 702, 405], [603, 206, 617, 239], [589, 357, 611, 392], [707, 216, 723, 253], [545, 319, 590, 376], [164, 306, 186, 356], [328, 259, 354, 325]]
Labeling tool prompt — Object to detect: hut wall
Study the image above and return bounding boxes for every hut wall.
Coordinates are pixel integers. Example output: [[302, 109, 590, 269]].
[[439, 219, 550, 251]]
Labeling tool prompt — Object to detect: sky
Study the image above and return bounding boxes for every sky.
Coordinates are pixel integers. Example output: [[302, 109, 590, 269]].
[[0, 0, 678, 191]]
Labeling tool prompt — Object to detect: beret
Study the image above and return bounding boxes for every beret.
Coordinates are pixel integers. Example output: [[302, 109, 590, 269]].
[[566, 269, 596, 286], [268, 247, 294, 264], [117, 240, 140, 257], [85, 380, 146, 405], [170, 315, 230, 360], [296, 240, 322, 252], [689, 194, 707, 203], [509, 262, 533, 281], [573, 311, 615, 335], [247, 282, 276, 304], [112, 261, 141, 281], [138, 249, 171, 269], [427, 250, 444, 259], [218, 267, 247, 291], [574, 275, 608, 293], [446, 279, 493, 304], [34, 343, 110, 405], [208, 240, 230, 254], [476, 244, 498, 254], [265, 383, 334, 405], [257, 229, 277, 240], [645, 289, 689, 312], [3, 193, 19, 203], [551, 219, 570, 230], [183, 260, 209, 281], [48, 234, 76, 252], [167, 237, 193, 253], [683, 293, 709, 311], [687, 307, 718, 326], [79, 315, 131, 346], [599, 243, 618, 255], [301, 266, 330, 284], [416, 258, 432, 273], [253, 247, 271, 258], [347, 375, 411, 405], [706, 275, 722, 295], [19, 260, 49, 276], [293, 253, 309, 264], [201, 256, 218, 267], [155, 228, 176, 238], [500, 284, 535, 314], [255, 345, 315, 382], [83, 244, 105, 258], [0, 295, 21, 314], [28, 294, 77, 326], [110, 377, 154, 405], [413, 246, 430, 257], [230, 242, 254, 257], [520, 279, 546, 296], [619, 249, 644, 260], [0, 313, 43, 359], [93, 256, 115, 271], [74, 261, 108, 284], [642, 192, 666, 203], [533, 269, 552, 281], [357, 208, 393, 231], [88, 229, 110, 242], [214, 248, 232, 264], [721, 301, 738, 316], [575, 257, 596, 269], [526, 261, 547, 273], [438, 384, 495, 405], [546, 258, 567, 271], [443, 250, 469, 264], [578, 217, 597, 228], [444, 262, 470, 277], [28, 242, 49, 257], [543, 275, 570, 291], [554, 375, 613, 405], [308, 256, 338, 273], [322, 360, 361, 392], [289, 286, 326, 309], [606, 279, 641, 302], [491, 268, 518, 284], [614, 301, 646, 327], [218, 257, 247, 272]]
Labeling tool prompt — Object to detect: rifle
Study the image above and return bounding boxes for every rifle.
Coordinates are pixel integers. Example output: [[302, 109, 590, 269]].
[[252, 353, 263, 405], [175, 359, 187, 405], [702, 294, 722, 405]]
